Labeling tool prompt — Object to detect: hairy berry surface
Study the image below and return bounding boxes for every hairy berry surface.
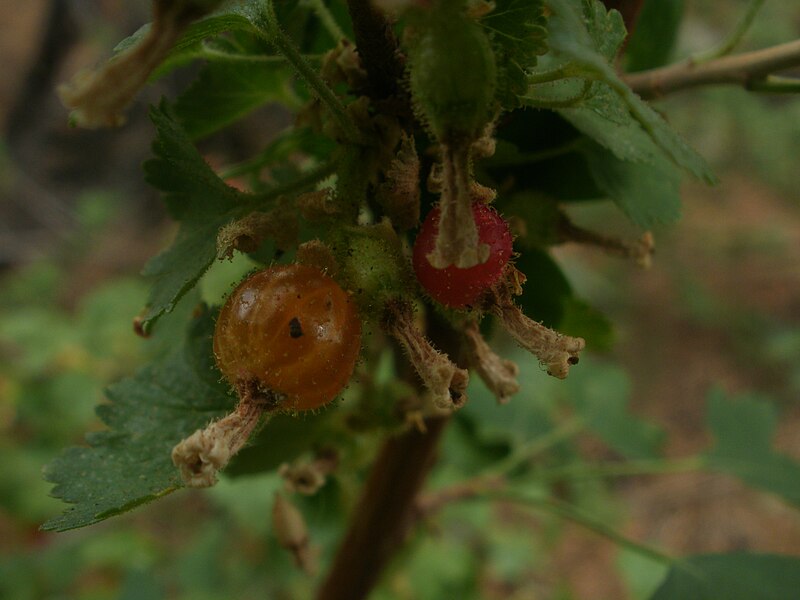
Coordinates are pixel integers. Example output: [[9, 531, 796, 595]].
[[213, 264, 361, 410], [413, 203, 513, 308]]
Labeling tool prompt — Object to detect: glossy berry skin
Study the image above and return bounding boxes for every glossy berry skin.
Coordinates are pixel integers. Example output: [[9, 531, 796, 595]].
[[213, 264, 361, 411], [413, 203, 513, 309]]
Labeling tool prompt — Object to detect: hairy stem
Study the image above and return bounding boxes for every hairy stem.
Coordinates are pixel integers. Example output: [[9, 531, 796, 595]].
[[255, 1, 363, 142], [318, 311, 464, 600]]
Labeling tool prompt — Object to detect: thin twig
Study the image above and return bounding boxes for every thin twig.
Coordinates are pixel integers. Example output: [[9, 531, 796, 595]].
[[624, 39, 800, 99], [488, 416, 586, 477], [532, 456, 706, 481], [558, 213, 654, 268], [493, 492, 678, 567]]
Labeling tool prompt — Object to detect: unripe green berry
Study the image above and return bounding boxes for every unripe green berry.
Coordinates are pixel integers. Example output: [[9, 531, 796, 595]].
[[331, 220, 413, 318], [407, 3, 497, 143]]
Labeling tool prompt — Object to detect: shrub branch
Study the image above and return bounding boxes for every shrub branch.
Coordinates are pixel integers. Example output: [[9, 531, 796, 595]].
[[624, 39, 800, 99]]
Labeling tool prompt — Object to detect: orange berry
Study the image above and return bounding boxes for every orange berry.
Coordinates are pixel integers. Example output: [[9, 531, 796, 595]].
[[213, 264, 361, 411]]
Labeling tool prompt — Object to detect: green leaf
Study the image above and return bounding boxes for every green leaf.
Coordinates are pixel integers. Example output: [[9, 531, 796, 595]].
[[558, 85, 661, 164], [139, 106, 327, 334], [650, 553, 800, 600], [559, 296, 614, 351], [486, 110, 603, 201], [582, 141, 682, 228], [565, 361, 664, 459], [501, 191, 562, 247], [138, 103, 256, 333], [539, 0, 716, 183], [41, 308, 234, 532], [514, 247, 572, 328], [174, 60, 301, 139], [112, 9, 258, 81], [705, 389, 800, 505], [625, 0, 684, 72], [481, 0, 549, 108]]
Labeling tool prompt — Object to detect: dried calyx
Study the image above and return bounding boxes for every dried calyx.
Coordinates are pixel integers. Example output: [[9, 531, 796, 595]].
[[426, 143, 490, 269], [59, 0, 222, 128], [216, 202, 299, 259], [279, 449, 339, 495], [485, 267, 585, 379], [272, 493, 316, 574], [376, 133, 421, 230], [558, 213, 655, 268], [463, 321, 520, 404], [382, 299, 469, 411], [172, 384, 283, 488]]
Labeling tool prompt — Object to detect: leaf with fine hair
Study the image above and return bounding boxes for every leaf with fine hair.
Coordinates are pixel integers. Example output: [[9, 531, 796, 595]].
[[42, 308, 234, 532], [137, 102, 258, 333], [535, 0, 716, 184], [481, 0, 549, 108]]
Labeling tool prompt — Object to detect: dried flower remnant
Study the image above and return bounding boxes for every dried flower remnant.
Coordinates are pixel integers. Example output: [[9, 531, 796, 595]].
[[172, 389, 280, 488], [296, 189, 340, 221], [382, 299, 468, 410], [426, 144, 490, 269], [279, 450, 339, 495], [272, 493, 316, 574], [376, 134, 421, 230], [464, 321, 520, 404], [216, 204, 299, 260], [558, 213, 655, 268], [487, 268, 585, 379], [59, 0, 222, 128], [279, 462, 327, 495]]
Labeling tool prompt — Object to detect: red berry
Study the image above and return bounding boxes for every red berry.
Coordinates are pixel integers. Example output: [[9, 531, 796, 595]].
[[413, 202, 513, 308], [213, 264, 361, 411]]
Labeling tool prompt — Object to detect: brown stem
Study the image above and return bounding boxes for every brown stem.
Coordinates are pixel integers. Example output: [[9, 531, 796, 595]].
[[345, 0, 405, 102], [624, 39, 800, 99], [316, 416, 449, 600]]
